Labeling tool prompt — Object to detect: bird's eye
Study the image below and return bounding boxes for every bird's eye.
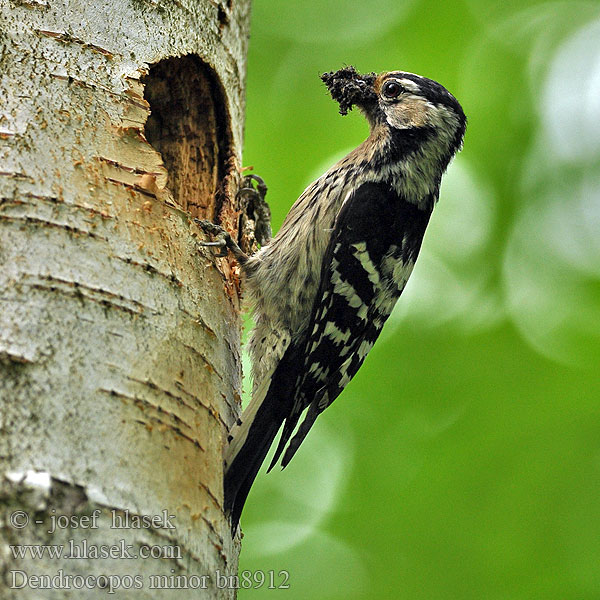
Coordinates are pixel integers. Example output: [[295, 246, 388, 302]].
[[382, 80, 403, 99]]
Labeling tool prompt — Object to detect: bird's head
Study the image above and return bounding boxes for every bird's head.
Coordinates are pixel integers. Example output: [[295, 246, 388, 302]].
[[321, 66, 466, 163]]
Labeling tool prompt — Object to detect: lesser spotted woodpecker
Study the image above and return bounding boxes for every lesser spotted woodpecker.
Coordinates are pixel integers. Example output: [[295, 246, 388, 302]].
[[201, 66, 466, 531]]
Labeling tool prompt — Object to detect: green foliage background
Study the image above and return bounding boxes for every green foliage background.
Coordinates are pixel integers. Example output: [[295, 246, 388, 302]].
[[238, 1, 600, 597]]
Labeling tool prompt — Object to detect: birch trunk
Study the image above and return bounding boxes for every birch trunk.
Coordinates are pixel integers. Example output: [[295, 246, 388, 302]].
[[0, 0, 251, 597]]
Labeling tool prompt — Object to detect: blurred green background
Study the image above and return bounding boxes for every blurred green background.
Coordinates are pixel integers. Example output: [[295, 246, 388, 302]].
[[237, 1, 600, 598]]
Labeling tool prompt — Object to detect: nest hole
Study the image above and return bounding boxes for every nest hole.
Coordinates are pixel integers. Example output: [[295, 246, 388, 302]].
[[143, 55, 233, 220]]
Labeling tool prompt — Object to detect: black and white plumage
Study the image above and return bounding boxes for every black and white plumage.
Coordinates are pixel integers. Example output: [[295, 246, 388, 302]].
[[221, 66, 466, 530]]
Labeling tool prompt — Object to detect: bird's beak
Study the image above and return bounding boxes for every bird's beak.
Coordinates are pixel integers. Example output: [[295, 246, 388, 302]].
[[321, 66, 377, 116]]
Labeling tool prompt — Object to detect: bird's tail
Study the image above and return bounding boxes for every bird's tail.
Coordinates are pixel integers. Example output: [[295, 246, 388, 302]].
[[224, 373, 283, 532]]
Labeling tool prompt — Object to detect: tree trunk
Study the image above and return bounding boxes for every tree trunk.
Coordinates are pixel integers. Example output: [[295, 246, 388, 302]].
[[0, 0, 250, 597]]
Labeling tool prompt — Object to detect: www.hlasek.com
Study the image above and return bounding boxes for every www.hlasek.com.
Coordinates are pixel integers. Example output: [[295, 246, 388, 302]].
[[10, 539, 181, 560]]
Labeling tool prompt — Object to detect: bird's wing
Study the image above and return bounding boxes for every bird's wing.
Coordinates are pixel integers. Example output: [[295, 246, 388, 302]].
[[268, 180, 433, 470]]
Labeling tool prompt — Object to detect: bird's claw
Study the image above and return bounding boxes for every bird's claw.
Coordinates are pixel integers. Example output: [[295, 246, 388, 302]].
[[236, 174, 271, 247], [195, 219, 247, 262], [195, 174, 270, 263]]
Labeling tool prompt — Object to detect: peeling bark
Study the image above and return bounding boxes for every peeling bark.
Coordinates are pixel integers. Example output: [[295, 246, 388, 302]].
[[0, 0, 251, 597]]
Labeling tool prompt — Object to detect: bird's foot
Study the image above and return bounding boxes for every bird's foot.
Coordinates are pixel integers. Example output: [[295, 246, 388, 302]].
[[196, 174, 270, 263], [237, 174, 271, 247], [196, 219, 248, 263]]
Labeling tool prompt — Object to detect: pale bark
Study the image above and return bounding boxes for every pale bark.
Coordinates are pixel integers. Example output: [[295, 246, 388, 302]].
[[0, 0, 250, 597]]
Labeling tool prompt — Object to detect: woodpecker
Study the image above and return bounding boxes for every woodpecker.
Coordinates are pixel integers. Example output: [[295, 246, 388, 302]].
[[199, 66, 466, 531]]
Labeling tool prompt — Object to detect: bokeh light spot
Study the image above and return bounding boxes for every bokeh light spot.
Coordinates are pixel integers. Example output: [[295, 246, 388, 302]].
[[541, 18, 600, 162]]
